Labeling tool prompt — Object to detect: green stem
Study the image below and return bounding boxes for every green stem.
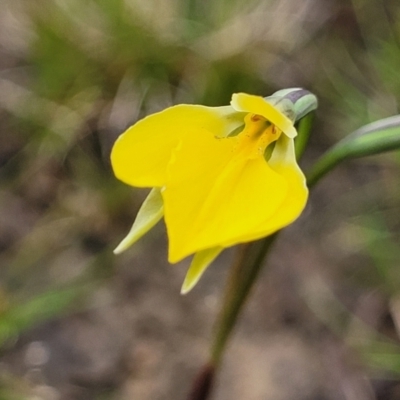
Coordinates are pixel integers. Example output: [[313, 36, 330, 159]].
[[210, 234, 277, 365], [305, 147, 345, 187], [307, 114, 400, 187], [295, 112, 315, 160]]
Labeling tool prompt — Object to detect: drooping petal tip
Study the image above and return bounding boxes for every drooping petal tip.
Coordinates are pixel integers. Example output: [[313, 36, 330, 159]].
[[181, 247, 223, 294], [114, 188, 164, 254]]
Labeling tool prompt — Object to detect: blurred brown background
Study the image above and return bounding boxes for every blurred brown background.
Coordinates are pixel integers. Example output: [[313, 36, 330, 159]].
[[1, 0, 400, 399]]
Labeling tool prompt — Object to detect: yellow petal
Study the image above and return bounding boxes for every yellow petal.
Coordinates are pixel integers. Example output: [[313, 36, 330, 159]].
[[231, 93, 297, 138], [265, 133, 308, 224], [181, 247, 223, 295], [163, 131, 288, 262], [235, 135, 308, 242], [113, 188, 164, 254], [111, 105, 241, 188]]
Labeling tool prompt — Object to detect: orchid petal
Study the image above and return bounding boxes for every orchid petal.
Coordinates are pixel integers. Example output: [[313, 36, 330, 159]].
[[114, 188, 164, 254], [238, 135, 308, 242], [266, 133, 308, 222], [163, 131, 288, 262], [181, 247, 223, 294], [111, 105, 241, 187], [231, 93, 297, 138]]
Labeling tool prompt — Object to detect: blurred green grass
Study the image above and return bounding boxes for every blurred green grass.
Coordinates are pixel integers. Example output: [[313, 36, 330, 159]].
[[1, 0, 400, 398]]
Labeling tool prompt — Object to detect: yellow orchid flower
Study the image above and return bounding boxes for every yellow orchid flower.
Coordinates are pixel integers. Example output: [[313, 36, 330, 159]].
[[111, 92, 309, 293]]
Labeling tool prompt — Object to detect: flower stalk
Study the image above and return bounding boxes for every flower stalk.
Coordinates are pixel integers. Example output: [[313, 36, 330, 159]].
[[209, 104, 317, 369], [210, 234, 277, 366], [186, 108, 317, 400], [109, 87, 319, 399], [188, 110, 400, 400]]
